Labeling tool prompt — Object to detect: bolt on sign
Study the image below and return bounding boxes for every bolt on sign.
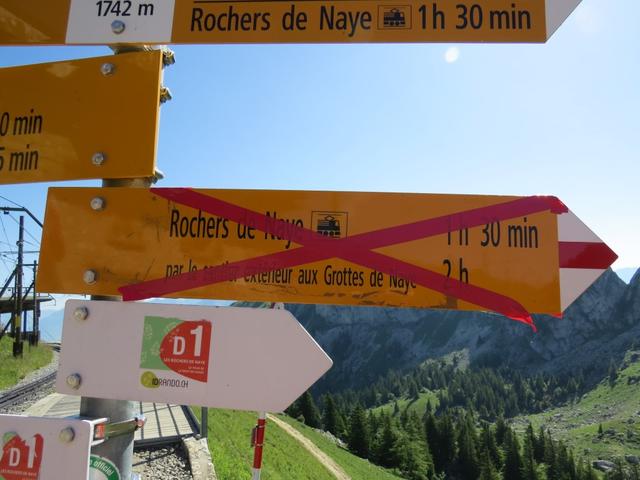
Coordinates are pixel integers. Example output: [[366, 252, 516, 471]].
[[37, 188, 617, 329], [0, 0, 582, 45], [0, 415, 99, 479], [0, 51, 162, 185], [56, 301, 333, 412]]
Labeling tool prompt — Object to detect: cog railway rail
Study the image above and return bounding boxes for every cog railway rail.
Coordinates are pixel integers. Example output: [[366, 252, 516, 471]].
[[0, 343, 59, 411]]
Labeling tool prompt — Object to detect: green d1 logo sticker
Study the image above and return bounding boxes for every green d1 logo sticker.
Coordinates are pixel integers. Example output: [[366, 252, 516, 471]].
[[89, 455, 120, 480], [140, 316, 212, 383]]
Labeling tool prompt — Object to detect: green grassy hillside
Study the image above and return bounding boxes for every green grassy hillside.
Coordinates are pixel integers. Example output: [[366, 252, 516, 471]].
[[513, 351, 640, 463], [370, 391, 440, 419], [0, 337, 53, 390], [276, 415, 404, 480], [198, 408, 404, 479]]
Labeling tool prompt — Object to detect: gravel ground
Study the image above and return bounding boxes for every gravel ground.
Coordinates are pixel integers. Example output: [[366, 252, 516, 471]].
[[1, 348, 195, 479], [133, 445, 193, 479]]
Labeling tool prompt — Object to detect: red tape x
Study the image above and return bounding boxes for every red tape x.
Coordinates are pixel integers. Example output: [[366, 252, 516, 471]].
[[119, 189, 569, 330]]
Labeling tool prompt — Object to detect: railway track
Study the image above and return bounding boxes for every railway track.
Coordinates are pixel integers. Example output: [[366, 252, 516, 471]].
[[0, 342, 59, 411], [0, 371, 57, 410]]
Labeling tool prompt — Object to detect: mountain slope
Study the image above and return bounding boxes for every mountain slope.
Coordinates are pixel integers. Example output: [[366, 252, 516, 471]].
[[284, 269, 639, 394], [513, 350, 640, 464]]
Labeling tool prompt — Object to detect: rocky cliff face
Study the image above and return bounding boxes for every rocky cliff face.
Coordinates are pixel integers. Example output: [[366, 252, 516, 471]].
[[284, 269, 639, 393]]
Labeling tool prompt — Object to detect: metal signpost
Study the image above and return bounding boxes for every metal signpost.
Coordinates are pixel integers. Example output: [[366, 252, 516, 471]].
[[0, 415, 103, 480], [1, 0, 581, 45], [0, 51, 162, 184], [57, 300, 332, 412], [1, 0, 595, 477], [37, 188, 616, 328]]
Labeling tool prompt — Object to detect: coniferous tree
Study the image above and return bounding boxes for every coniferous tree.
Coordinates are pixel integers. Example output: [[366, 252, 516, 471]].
[[322, 394, 346, 438], [608, 359, 618, 387], [439, 413, 457, 472], [495, 416, 509, 446], [556, 443, 576, 480], [521, 425, 539, 480], [425, 411, 445, 473], [502, 431, 523, 480], [409, 380, 421, 400], [425, 398, 434, 414], [533, 426, 546, 463], [479, 452, 502, 480], [583, 464, 599, 480], [375, 415, 399, 468], [392, 432, 431, 480], [347, 404, 370, 458], [298, 391, 322, 428], [543, 432, 560, 480], [368, 410, 380, 437], [456, 414, 480, 480], [479, 422, 501, 471]]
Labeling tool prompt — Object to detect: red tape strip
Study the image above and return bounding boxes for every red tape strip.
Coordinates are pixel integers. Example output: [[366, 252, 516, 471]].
[[120, 189, 568, 330]]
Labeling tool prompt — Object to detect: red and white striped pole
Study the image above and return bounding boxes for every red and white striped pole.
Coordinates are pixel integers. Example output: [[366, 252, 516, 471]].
[[251, 412, 267, 480], [251, 302, 282, 479]]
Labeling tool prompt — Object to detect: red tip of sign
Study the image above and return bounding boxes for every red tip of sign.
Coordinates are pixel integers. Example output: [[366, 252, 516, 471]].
[[559, 242, 618, 269], [506, 313, 537, 332], [543, 196, 569, 214]]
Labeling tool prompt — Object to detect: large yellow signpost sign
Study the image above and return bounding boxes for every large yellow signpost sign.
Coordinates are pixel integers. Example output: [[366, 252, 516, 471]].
[[0, 50, 162, 184], [38, 187, 616, 329], [1, 0, 581, 45]]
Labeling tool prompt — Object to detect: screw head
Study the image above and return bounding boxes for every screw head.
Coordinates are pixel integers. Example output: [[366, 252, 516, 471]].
[[100, 63, 115, 76], [59, 427, 75, 443], [90, 197, 106, 211], [66, 374, 82, 390], [111, 20, 126, 34], [159, 86, 173, 104], [73, 307, 89, 321], [83, 270, 98, 285], [92, 152, 106, 166], [135, 415, 147, 429], [162, 49, 176, 67]]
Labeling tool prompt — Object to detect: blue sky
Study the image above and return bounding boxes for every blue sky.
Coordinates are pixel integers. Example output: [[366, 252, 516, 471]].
[[0, 0, 638, 313]]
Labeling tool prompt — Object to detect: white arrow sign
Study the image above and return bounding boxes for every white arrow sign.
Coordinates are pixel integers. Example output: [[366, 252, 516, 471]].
[[56, 301, 332, 413], [0, 415, 97, 480]]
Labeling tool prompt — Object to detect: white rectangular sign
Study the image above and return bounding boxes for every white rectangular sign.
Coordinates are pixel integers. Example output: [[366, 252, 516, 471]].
[[0, 415, 94, 480], [66, 0, 176, 44], [56, 301, 332, 412]]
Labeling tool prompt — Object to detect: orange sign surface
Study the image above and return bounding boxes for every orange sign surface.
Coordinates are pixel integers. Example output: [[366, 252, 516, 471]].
[[0, 51, 162, 184], [1, 0, 581, 45], [38, 187, 588, 325]]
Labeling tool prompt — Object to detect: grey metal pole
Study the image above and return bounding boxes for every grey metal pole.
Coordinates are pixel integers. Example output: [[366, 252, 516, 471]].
[[201, 407, 208, 439], [76, 42, 171, 479], [77, 45, 171, 479], [79, 177, 154, 480]]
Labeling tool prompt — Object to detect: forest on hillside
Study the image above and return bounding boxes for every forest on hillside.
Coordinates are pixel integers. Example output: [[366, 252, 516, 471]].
[[287, 353, 640, 480]]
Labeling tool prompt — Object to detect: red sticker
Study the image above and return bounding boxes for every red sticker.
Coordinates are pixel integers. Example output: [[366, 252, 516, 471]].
[[0, 434, 43, 480], [159, 320, 212, 382]]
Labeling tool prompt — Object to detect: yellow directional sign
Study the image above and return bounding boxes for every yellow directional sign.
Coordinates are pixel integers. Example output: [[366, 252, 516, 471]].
[[37, 187, 617, 326], [0, 51, 162, 184], [1, 0, 582, 45]]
